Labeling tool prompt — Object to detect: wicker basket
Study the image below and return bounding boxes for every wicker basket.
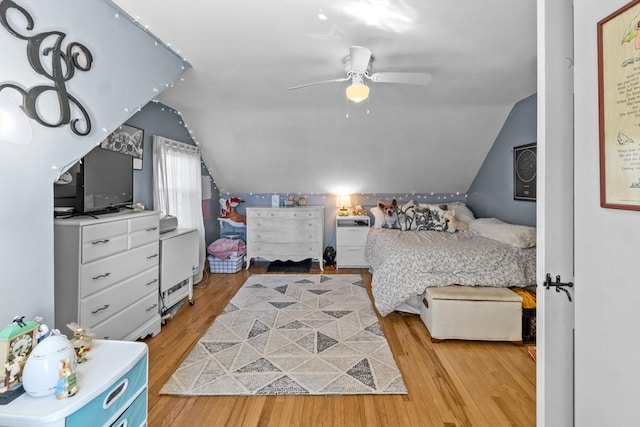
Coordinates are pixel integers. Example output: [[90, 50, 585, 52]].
[[208, 254, 244, 273]]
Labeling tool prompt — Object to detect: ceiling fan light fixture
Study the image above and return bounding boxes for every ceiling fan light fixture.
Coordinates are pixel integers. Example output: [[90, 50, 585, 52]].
[[345, 83, 369, 103]]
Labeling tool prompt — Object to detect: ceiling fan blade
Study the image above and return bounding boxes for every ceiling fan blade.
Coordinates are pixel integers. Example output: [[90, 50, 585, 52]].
[[368, 72, 432, 86], [349, 46, 372, 73], [288, 77, 349, 90]]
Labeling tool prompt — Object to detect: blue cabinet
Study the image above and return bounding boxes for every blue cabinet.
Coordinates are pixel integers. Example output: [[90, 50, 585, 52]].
[[0, 340, 148, 427]]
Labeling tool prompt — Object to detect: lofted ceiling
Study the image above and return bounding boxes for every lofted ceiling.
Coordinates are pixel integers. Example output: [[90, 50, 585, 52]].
[[113, 0, 536, 195]]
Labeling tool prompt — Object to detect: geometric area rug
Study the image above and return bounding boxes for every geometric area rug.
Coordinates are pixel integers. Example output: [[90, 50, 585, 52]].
[[160, 274, 408, 396]]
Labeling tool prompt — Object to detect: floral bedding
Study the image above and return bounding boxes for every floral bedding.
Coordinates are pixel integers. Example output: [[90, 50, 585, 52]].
[[365, 228, 536, 316]]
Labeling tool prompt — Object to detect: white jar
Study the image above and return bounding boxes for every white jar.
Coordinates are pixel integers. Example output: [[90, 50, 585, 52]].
[[22, 335, 77, 397]]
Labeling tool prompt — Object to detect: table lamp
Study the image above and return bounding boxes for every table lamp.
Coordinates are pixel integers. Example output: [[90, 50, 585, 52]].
[[336, 195, 352, 216]]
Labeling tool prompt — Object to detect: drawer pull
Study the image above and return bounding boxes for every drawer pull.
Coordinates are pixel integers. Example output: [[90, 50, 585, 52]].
[[146, 253, 159, 259], [91, 304, 110, 314], [146, 303, 158, 312], [146, 226, 158, 231], [91, 239, 110, 245], [103, 378, 129, 409], [92, 272, 111, 280], [146, 278, 158, 286]]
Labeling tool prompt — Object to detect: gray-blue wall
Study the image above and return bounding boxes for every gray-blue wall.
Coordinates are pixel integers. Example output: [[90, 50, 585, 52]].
[[466, 94, 537, 226], [125, 101, 220, 244]]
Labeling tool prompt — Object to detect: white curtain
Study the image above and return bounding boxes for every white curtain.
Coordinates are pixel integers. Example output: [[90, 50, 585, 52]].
[[153, 135, 205, 282]]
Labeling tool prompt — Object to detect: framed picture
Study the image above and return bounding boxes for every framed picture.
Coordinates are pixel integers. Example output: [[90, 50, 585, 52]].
[[598, 0, 640, 210], [514, 143, 537, 201], [101, 124, 144, 170]]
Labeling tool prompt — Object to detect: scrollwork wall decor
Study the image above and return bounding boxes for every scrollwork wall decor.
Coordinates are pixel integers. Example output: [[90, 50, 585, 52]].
[[0, 0, 93, 136]]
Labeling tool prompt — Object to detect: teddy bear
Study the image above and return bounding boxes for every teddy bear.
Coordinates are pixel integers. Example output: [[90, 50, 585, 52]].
[[220, 197, 246, 224], [444, 209, 468, 233]]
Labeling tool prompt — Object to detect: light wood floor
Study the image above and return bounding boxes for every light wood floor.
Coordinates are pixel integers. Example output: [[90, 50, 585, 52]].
[[142, 264, 536, 427]]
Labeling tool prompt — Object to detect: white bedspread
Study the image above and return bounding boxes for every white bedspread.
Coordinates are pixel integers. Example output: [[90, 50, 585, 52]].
[[365, 228, 536, 316]]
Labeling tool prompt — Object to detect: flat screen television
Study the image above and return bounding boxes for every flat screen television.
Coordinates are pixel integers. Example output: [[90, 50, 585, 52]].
[[75, 147, 134, 214]]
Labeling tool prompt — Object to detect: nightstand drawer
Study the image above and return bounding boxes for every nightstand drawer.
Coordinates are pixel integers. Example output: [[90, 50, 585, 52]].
[[66, 354, 147, 427], [337, 227, 369, 246], [337, 246, 367, 267]]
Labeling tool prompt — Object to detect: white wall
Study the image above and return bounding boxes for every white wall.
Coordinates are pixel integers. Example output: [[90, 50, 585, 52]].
[[574, 1, 640, 424], [0, 0, 187, 326]]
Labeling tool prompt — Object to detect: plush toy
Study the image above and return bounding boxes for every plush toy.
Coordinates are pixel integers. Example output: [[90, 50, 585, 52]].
[[444, 209, 468, 233], [220, 197, 246, 224]]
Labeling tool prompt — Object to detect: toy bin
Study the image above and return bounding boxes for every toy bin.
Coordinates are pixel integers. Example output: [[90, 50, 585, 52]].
[[208, 254, 244, 273]]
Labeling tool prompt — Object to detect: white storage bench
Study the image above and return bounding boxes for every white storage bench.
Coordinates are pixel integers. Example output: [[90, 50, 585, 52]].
[[420, 286, 523, 344]]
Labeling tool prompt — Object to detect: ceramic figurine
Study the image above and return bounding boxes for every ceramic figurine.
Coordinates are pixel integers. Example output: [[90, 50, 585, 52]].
[[55, 357, 78, 399], [67, 322, 94, 361]]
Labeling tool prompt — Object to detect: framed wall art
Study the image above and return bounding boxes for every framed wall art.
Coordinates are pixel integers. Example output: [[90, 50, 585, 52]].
[[100, 124, 144, 170], [598, 0, 640, 210], [514, 143, 537, 201]]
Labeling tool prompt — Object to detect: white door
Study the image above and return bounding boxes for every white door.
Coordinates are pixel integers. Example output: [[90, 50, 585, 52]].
[[537, 0, 574, 425]]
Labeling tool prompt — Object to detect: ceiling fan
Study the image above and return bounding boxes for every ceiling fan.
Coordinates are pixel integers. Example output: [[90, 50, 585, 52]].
[[288, 46, 432, 103]]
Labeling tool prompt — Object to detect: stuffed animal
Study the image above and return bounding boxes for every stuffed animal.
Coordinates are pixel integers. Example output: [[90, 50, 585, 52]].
[[220, 197, 246, 224], [444, 209, 468, 233], [378, 199, 400, 229]]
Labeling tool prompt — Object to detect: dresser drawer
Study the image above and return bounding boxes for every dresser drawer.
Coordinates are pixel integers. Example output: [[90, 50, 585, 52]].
[[129, 224, 159, 249], [66, 354, 147, 427], [251, 242, 321, 258], [109, 387, 147, 427], [129, 215, 159, 248], [337, 227, 369, 246], [249, 227, 321, 243], [80, 267, 158, 328], [248, 208, 322, 220], [91, 292, 159, 340], [80, 242, 159, 298], [82, 233, 128, 264]]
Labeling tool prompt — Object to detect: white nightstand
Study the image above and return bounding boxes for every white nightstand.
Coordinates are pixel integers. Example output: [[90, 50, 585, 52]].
[[336, 215, 370, 268]]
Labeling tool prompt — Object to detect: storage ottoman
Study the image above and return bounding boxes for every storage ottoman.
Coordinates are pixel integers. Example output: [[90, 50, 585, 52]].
[[420, 286, 523, 344]]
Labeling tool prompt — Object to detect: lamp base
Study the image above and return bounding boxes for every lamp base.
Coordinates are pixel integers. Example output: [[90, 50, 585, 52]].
[[338, 208, 349, 216]]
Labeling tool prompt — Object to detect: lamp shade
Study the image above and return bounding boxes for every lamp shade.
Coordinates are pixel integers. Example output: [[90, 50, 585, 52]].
[[345, 84, 369, 103], [336, 195, 352, 209]]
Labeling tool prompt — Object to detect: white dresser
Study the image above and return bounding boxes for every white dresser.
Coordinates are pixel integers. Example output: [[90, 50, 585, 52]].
[[0, 340, 147, 427], [54, 211, 161, 341], [246, 206, 324, 270]]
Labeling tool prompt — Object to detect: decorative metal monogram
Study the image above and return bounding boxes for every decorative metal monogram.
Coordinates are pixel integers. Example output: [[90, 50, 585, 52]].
[[0, 0, 93, 136]]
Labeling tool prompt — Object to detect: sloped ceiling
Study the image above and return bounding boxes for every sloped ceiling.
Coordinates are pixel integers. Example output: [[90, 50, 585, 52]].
[[113, 0, 536, 195]]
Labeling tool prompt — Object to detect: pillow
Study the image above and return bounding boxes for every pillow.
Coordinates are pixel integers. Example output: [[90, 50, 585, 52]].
[[414, 205, 447, 231], [469, 218, 536, 248], [448, 202, 476, 225], [370, 206, 385, 229], [396, 200, 417, 230]]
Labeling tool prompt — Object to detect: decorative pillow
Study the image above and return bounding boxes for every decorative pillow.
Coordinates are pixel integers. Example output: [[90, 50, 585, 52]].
[[370, 206, 385, 229], [448, 201, 476, 225], [414, 205, 447, 231], [396, 200, 417, 230], [469, 218, 536, 248]]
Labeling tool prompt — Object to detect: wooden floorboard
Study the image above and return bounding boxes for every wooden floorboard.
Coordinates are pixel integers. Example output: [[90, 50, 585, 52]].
[[142, 264, 536, 426]]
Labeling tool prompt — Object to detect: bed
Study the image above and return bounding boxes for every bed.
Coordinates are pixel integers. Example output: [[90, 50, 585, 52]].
[[365, 209, 537, 316]]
